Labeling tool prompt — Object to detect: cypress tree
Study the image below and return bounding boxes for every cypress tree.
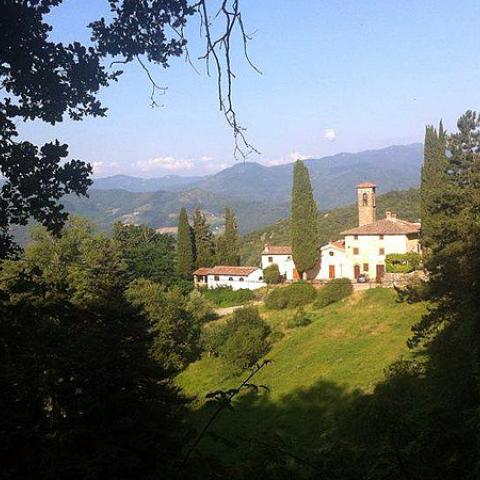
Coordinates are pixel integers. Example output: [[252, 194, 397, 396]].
[[176, 208, 194, 278], [216, 208, 240, 265], [192, 209, 215, 268], [290, 160, 319, 278]]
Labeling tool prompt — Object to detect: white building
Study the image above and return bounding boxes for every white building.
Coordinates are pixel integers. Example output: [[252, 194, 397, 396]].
[[193, 265, 266, 290], [260, 182, 421, 283], [261, 245, 295, 280]]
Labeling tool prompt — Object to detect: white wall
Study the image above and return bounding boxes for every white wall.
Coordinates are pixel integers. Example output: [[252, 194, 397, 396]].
[[261, 254, 295, 280], [317, 246, 349, 280], [206, 270, 266, 290]]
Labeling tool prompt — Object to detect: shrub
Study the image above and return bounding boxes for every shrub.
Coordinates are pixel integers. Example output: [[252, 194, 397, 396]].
[[219, 306, 271, 371], [263, 264, 281, 284], [385, 253, 422, 273], [265, 281, 317, 310], [186, 289, 217, 324], [314, 278, 353, 309], [200, 322, 231, 357], [200, 286, 255, 307], [287, 308, 312, 328]]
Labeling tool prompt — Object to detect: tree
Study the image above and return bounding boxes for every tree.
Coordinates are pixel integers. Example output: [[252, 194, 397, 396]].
[[0, 1, 256, 258], [290, 160, 319, 278], [263, 264, 281, 284], [216, 208, 240, 265], [113, 222, 177, 285], [176, 208, 194, 278], [420, 122, 448, 251], [192, 209, 216, 268]]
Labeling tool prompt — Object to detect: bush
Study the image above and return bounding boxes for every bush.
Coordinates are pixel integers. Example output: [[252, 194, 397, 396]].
[[263, 264, 281, 284], [385, 253, 422, 273], [265, 281, 317, 310], [186, 289, 217, 324], [200, 286, 255, 307], [200, 322, 231, 357], [314, 278, 353, 309], [287, 308, 312, 328]]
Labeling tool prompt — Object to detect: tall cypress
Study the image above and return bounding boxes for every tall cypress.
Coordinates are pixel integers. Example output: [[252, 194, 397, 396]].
[[290, 160, 319, 278], [216, 208, 240, 265], [192, 209, 215, 268], [176, 208, 194, 278]]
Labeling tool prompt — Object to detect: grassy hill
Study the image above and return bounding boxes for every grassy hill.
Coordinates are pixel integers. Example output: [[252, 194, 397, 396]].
[[176, 288, 426, 464], [240, 188, 420, 265]]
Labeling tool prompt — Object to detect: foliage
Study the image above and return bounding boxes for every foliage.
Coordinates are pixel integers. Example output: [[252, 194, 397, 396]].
[[126, 279, 200, 373], [218, 307, 271, 371], [264, 282, 317, 310], [193, 208, 216, 268], [200, 286, 255, 308], [186, 289, 217, 324], [385, 252, 422, 273], [200, 322, 232, 357], [176, 207, 194, 278], [0, 232, 187, 479], [113, 222, 177, 285], [216, 207, 240, 265], [287, 308, 312, 328], [290, 161, 319, 276], [314, 278, 353, 309], [0, 0, 196, 258], [263, 263, 281, 284]]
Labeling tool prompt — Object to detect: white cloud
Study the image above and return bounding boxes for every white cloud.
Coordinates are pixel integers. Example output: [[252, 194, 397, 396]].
[[324, 128, 336, 142], [265, 151, 311, 166], [91, 161, 119, 176], [136, 156, 194, 173]]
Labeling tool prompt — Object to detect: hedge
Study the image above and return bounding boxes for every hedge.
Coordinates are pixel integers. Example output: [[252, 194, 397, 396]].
[[385, 253, 422, 274], [314, 278, 353, 309], [200, 286, 255, 307], [265, 281, 317, 310]]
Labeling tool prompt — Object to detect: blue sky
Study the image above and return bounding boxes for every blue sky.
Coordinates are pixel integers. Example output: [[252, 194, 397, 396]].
[[18, 0, 480, 177]]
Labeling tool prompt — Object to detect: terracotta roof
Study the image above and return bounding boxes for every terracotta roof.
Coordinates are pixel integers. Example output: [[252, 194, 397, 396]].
[[194, 265, 259, 276], [356, 182, 377, 188], [321, 240, 345, 252], [263, 245, 292, 255], [342, 218, 421, 236]]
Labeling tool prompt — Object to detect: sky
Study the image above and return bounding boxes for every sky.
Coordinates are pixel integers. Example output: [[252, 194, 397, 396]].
[[17, 0, 480, 177]]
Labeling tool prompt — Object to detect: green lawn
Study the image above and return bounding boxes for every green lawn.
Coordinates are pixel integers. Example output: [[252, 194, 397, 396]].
[[176, 288, 426, 463]]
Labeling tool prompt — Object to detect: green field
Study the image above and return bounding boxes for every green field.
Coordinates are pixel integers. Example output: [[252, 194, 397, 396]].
[[176, 288, 426, 463]]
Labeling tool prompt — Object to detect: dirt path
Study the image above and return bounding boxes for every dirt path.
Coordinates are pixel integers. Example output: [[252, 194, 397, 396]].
[[215, 301, 263, 317]]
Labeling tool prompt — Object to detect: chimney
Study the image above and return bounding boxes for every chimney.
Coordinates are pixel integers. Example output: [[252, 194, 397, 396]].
[[356, 182, 377, 226], [386, 211, 397, 222], [386, 211, 392, 219]]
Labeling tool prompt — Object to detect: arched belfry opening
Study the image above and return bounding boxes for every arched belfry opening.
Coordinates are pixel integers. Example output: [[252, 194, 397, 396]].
[[356, 182, 376, 226]]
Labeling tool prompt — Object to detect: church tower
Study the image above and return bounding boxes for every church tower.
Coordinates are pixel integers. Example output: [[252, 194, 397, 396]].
[[356, 182, 376, 226]]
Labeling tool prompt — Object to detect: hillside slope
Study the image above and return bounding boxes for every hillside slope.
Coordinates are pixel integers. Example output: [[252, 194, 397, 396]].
[[240, 188, 420, 265], [177, 289, 426, 462]]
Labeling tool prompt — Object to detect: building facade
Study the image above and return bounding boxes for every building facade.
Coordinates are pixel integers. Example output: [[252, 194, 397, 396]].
[[261, 245, 295, 281], [193, 265, 266, 290]]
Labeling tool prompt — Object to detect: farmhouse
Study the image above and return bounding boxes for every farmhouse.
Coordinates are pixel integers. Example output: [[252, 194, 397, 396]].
[[193, 265, 266, 290], [262, 182, 421, 283]]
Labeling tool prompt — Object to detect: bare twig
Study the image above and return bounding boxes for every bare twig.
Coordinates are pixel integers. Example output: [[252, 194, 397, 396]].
[[135, 55, 167, 108]]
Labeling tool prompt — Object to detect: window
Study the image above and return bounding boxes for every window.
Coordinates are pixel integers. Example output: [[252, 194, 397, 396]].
[[268, 256, 273, 263], [228, 277, 234, 281], [379, 235, 384, 240], [353, 248, 359, 255], [214, 275, 220, 281], [329, 251, 334, 256], [239, 277, 244, 282], [354, 235, 358, 240], [363, 263, 369, 272], [259, 276, 263, 281], [287, 256, 291, 260], [362, 192, 368, 206], [379, 248, 385, 255]]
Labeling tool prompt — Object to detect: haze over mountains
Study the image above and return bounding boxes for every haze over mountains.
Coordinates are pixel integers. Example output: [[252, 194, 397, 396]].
[[68, 143, 423, 234]]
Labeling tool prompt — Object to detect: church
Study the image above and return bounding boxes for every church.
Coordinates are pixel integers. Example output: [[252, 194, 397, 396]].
[[261, 182, 421, 283]]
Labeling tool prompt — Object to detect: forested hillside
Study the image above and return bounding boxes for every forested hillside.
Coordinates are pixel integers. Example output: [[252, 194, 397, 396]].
[[241, 188, 420, 264]]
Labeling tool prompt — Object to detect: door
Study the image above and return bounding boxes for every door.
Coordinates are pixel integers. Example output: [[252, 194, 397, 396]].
[[329, 265, 335, 279], [354, 265, 360, 279], [376, 264, 385, 283], [293, 268, 301, 280]]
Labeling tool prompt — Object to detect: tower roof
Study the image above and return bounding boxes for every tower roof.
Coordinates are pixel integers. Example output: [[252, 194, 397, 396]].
[[356, 182, 376, 189]]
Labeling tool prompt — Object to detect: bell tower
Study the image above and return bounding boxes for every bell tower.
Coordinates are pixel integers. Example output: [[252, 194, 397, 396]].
[[356, 182, 376, 226]]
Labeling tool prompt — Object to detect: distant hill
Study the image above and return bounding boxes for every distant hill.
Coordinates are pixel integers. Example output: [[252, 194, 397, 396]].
[[60, 187, 290, 235], [240, 188, 420, 265], [92, 144, 423, 209]]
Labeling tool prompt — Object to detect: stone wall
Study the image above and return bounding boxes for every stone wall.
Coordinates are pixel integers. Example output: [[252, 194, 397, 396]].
[[382, 270, 427, 287]]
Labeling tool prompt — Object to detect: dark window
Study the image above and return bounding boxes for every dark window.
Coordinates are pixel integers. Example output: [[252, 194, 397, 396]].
[[379, 235, 384, 240], [354, 235, 358, 240], [239, 277, 244, 282], [287, 256, 291, 260], [379, 248, 385, 255], [362, 192, 368, 206], [268, 256, 273, 263], [353, 248, 359, 255], [259, 276, 263, 281], [228, 277, 234, 281], [363, 263, 369, 272], [214, 275, 220, 281], [329, 251, 334, 256]]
